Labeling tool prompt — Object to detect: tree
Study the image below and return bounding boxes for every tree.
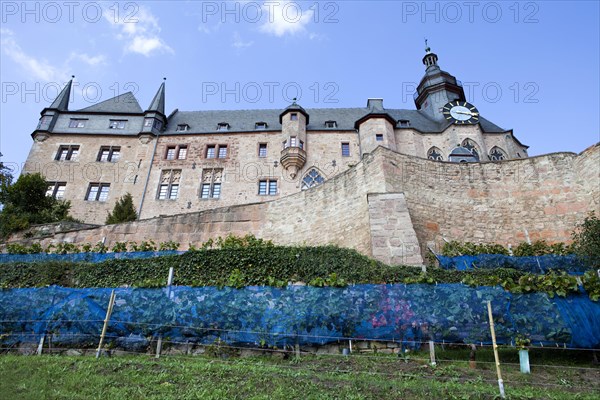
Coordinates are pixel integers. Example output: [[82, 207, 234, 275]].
[[572, 211, 600, 268], [0, 172, 73, 238], [106, 193, 138, 224]]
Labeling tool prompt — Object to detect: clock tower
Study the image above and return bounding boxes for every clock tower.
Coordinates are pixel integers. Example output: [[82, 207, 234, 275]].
[[414, 42, 467, 122]]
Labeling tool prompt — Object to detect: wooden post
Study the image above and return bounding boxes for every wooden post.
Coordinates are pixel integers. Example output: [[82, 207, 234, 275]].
[[96, 290, 116, 359], [429, 340, 436, 366], [469, 344, 477, 369], [487, 301, 505, 399], [156, 267, 175, 359]]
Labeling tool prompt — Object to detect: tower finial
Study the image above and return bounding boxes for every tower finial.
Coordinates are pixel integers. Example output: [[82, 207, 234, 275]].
[[424, 38, 430, 53]]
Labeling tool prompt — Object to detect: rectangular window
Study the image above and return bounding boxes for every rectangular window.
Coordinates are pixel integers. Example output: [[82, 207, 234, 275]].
[[46, 182, 66, 199], [69, 119, 86, 128], [206, 145, 216, 158], [258, 143, 268, 158], [255, 122, 267, 130], [165, 144, 187, 160], [200, 168, 223, 199], [290, 113, 298, 121], [109, 120, 127, 129], [166, 146, 176, 160], [157, 169, 181, 200], [217, 123, 229, 131], [218, 145, 228, 158], [55, 145, 80, 161], [85, 183, 110, 202], [290, 137, 297, 147], [258, 179, 277, 196], [97, 146, 120, 162], [177, 145, 187, 160], [398, 119, 410, 127], [176, 124, 189, 132], [376, 134, 384, 142], [325, 121, 337, 128], [144, 118, 154, 127], [341, 142, 350, 157]]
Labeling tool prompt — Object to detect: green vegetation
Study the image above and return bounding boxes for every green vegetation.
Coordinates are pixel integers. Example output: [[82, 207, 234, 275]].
[[572, 211, 600, 268], [0, 351, 597, 400], [1, 237, 598, 300], [0, 172, 75, 238], [441, 240, 574, 257], [105, 193, 138, 224]]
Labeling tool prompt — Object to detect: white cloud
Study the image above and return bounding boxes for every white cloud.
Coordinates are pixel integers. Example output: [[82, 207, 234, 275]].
[[259, 1, 314, 37], [104, 6, 173, 57], [232, 31, 254, 48], [1, 29, 61, 81], [68, 53, 107, 67]]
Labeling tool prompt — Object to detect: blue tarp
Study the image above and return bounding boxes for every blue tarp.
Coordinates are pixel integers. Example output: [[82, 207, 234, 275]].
[[438, 254, 588, 274], [0, 251, 184, 264], [1, 284, 598, 350]]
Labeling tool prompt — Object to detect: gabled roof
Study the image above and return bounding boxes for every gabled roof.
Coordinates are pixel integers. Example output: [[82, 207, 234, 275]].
[[77, 92, 143, 114]]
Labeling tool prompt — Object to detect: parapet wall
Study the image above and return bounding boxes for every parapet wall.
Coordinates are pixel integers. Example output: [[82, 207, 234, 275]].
[[6, 144, 598, 266]]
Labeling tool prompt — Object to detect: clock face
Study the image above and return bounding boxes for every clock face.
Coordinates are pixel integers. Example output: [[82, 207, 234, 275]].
[[442, 101, 479, 124]]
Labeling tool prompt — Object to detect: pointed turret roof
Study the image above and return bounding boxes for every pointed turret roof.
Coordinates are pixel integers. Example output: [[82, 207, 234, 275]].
[[77, 92, 143, 113], [48, 77, 73, 111], [147, 80, 166, 115], [279, 100, 309, 123]]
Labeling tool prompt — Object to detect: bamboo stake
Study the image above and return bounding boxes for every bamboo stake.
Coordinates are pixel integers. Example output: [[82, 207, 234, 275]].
[[96, 290, 116, 359], [156, 267, 175, 358], [36, 335, 45, 355], [487, 301, 505, 399], [429, 340, 436, 366]]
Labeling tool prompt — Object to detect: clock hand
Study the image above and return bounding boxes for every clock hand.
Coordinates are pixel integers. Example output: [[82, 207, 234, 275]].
[[455, 111, 479, 116]]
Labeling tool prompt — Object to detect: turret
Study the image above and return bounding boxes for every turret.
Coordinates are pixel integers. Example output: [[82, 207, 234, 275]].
[[279, 100, 308, 178], [414, 42, 466, 122], [141, 78, 167, 134], [354, 98, 397, 157], [32, 76, 74, 141]]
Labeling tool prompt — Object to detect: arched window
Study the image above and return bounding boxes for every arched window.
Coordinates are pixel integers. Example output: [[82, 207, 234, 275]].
[[489, 146, 507, 161], [427, 147, 443, 161], [461, 139, 480, 161], [301, 168, 325, 190]]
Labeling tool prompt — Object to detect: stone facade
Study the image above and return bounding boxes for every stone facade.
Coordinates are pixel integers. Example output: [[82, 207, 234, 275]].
[[10, 144, 599, 265]]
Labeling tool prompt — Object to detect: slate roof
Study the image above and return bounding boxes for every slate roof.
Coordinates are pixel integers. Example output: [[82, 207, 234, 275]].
[[47, 79, 73, 111], [77, 92, 143, 114], [163, 107, 507, 134]]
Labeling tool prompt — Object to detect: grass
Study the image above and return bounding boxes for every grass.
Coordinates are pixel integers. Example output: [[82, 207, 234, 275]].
[[1, 348, 599, 399]]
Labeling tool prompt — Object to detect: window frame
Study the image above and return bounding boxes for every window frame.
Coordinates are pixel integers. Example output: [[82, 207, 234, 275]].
[[325, 120, 337, 129], [205, 144, 228, 159], [200, 168, 223, 200], [157, 169, 181, 200], [290, 113, 298, 121], [97, 146, 121, 162], [258, 179, 278, 196], [258, 143, 268, 158], [55, 145, 80, 161], [108, 119, 127, 130], [85, 183, 110, 202], [217, 122, 230, 131], [341, 142, 350, 157], [255, 122, 267, 130], [375, 134, 384, 142], [46, 182, 67, 199], [165, 144, 188, 160], [68, 119, 87, 128]]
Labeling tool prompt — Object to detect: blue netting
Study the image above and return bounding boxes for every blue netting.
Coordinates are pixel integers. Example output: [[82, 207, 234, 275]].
[[437, 254, 588, 274], [1, 284, 598, 350], [0, 251, 184, 264]]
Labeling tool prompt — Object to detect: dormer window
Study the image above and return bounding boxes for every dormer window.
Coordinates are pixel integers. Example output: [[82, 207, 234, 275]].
[[255, 122, 268, 130], [325, 120, 337, 129], [290, 113, 298, 121], [176, 124, 190, 132], [217, 122, 229, 131], [398, 119, 410, 127], [69, 119, 87, 128], [109, 120, 127, 129]]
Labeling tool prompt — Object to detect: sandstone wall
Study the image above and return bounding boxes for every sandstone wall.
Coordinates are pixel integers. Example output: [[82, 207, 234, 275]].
[[379, 143, 599, 256]]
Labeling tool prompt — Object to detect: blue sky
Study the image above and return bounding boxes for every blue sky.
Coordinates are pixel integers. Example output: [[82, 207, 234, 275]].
[[1, 1, 599, 174]]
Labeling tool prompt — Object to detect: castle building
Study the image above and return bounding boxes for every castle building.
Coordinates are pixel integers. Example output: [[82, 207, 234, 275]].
[[25, 47, 529, 225]]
